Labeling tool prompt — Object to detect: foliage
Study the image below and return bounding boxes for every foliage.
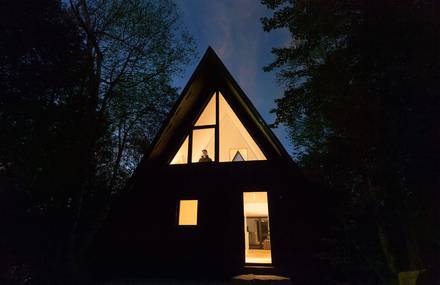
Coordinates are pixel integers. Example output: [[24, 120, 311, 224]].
[[262, 0, 440, 283], [0, 0, 88, 283], [68, 0, 195, 190], [0, 0, 195, 283]]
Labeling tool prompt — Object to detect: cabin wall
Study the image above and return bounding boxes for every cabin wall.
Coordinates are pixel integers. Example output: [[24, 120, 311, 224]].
[[91, 160, 312, 280]]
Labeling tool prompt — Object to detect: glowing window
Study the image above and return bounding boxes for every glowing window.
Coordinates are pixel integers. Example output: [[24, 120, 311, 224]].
[[169, 91, 267, 165], [178, 200, 198, 226], [192, 128, 215, 163], [170, 136, 189, 164], [195, 94, 216, 126], [243, 192, 272, 264], [219, 92, 266, 162]]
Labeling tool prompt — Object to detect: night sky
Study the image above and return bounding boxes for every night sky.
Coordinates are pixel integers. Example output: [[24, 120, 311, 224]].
[[173, 0, 294, 155]]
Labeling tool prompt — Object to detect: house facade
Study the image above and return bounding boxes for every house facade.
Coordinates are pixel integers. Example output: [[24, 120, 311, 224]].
[[91, 48, 315, 280]]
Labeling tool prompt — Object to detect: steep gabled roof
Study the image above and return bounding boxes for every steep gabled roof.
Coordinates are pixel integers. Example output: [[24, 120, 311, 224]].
[[143, 47, 291, 165]]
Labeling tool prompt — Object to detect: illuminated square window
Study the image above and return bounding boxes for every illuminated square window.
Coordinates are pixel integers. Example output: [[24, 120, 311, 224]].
[[178, 200, 198, 226]]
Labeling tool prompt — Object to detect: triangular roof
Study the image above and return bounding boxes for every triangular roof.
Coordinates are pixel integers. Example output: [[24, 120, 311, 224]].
[[142, 47, 291, 165]]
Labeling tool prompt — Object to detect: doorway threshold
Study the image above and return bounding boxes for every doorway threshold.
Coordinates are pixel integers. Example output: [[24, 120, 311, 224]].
[[233, 274, 291, 285], [244, 264, 274, 269], [243, 264, 276, 276]]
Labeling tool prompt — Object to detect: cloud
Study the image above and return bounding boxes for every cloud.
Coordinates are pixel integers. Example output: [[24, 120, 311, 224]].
[[176, 0, 294, 153], [198, 1, 261, 95]]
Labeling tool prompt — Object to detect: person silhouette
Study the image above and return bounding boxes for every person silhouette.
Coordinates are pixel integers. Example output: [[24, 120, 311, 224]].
[[199, 149, 212, 162]]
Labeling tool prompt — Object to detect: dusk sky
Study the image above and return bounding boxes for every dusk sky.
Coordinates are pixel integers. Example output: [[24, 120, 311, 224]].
[[173, 0, 294, 155]]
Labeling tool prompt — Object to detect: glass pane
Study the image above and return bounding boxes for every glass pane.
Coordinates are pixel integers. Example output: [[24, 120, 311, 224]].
[[178, 200, 198, 226], [192, 128, 215, 163], [195, 93, 216, 126], [243, 192, 272, 264], [230, 149, 247, 161], [219, 92, 266, 162], [232, 150, 246, 161], [170, 136, 189, 165]]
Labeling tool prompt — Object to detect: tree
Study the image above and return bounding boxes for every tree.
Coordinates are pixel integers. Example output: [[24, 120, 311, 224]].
[[65, 0, 195, 279], [262, 0, 440, 283], [66, 0, 195, 207], [0, 0, 195, 282], [0, 0, 88, 283]]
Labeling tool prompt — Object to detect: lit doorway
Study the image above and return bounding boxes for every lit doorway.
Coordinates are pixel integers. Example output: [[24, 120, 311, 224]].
[[243, 192, 272, 264]]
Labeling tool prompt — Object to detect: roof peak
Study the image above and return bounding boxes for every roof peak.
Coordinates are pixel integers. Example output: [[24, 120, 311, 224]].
[[141, 46, 292, 164]]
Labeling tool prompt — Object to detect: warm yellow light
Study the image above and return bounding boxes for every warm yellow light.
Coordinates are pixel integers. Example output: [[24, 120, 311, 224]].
[[219, 92, 266, 162], [192, 128, 215, 163], [169, 91, 267, 165], [243, 192, 272, 264], [195, 93, 216, 126], [178, 200, 198, 226], [170, 136, 189, 164]]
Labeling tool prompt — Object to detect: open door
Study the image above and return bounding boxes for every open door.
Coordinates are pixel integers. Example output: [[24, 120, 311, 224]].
[[243, 192, 272, 264]]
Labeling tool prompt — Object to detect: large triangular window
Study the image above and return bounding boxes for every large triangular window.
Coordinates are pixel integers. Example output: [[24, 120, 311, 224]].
[[169, 91, 266, 165]]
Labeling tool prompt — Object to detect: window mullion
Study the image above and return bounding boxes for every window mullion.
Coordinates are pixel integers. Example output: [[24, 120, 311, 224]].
[[188, 131, 193, 164], [215, 91, 219, 162]]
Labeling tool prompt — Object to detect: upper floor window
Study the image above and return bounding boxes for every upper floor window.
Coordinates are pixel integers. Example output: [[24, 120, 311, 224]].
[[170, 91, 266, 165]]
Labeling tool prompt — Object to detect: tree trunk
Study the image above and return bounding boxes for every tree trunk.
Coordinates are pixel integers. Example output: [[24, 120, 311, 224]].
[[377, 222, 398, 276]]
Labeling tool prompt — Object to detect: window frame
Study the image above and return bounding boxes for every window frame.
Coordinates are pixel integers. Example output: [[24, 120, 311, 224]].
[[187, 91, 219, 163], [169, 90, 267, 165]]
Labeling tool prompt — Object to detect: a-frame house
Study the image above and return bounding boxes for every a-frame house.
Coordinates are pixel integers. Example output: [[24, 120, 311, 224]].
[[91, 47, 315, 280]]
